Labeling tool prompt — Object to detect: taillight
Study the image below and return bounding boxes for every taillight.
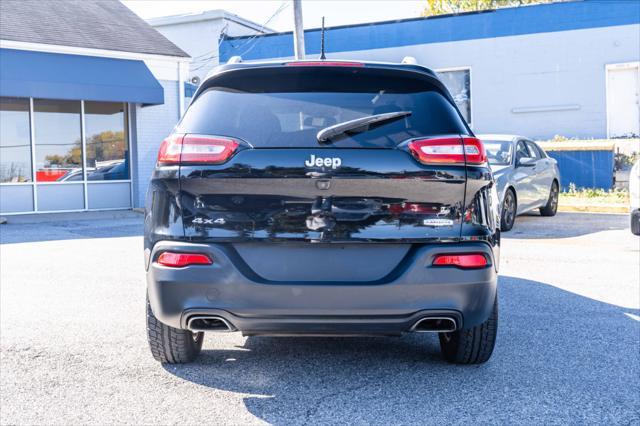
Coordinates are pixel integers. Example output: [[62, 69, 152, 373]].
[[157, 252, 213, 268], [285, 61, 364, 67], [461, 137, 487, 165], [408, 136, 487, 165], [157, 134, 183, 164], [157, 135, 239, 165], [432, 253, 488, 269]]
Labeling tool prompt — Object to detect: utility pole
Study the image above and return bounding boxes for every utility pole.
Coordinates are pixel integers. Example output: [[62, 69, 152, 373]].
[[292, 0, 305, 59]]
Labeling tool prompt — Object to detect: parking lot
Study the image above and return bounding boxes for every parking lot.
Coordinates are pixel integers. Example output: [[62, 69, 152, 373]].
[[1, 211, 638, 425]]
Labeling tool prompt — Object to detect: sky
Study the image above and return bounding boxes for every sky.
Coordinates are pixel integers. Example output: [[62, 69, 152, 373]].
[[122, 0, 426, 32]]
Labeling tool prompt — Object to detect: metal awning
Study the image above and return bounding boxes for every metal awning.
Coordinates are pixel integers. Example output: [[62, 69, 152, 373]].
[[0, 48, 164, 105]]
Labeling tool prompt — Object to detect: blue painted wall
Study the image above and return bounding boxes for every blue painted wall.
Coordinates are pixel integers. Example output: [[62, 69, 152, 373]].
[[220, 0, 640, 62], [547, 150, 615, 191]]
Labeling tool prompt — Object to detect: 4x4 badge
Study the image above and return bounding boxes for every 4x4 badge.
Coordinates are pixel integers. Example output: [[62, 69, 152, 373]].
[[192, 217, 226, 225]]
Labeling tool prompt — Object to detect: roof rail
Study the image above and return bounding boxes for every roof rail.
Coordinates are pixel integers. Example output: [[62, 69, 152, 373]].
[[401, 56, 417, 65], [227, 56, 243, 64]]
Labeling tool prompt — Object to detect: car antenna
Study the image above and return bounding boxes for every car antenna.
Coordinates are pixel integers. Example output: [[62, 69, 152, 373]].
[[320, 16, 326, 60]]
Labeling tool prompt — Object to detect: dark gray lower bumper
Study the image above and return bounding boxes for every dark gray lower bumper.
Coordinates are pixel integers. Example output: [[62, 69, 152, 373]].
[[147, 241, 498, 334]]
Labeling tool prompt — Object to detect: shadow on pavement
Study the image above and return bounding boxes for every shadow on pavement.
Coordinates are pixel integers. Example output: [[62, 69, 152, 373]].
[[163, 276, 640, 424], [502, 212, 629, 239]]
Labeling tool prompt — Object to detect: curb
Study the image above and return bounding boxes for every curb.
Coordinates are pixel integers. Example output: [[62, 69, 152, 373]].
[[558, 204, 630, 214]]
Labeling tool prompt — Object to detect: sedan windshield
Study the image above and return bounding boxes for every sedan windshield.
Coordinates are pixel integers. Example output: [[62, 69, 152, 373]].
[[483, 140, 512, 166]]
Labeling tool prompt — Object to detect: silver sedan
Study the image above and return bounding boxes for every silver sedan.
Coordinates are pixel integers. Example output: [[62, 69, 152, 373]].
[[478, 134, 561, 231]]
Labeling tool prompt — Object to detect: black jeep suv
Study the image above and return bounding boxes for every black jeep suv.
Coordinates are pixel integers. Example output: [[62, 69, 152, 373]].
[[145, 60, 500, 364]]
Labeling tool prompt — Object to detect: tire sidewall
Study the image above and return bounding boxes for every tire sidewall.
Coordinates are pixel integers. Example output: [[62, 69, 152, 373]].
[[501, 189, 516, 231]]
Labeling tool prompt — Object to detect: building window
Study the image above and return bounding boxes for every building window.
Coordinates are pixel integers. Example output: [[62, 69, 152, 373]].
[[437, 69, 471, 125], [33, 99, 82, 182], [1, 98, 132, 214], [0, 97, 32, 183], [84, 102, 129, 180]]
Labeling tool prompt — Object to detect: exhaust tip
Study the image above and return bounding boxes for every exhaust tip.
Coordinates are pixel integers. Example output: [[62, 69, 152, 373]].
[[187, 316, 234, 332], [411, 317, 457, 333]]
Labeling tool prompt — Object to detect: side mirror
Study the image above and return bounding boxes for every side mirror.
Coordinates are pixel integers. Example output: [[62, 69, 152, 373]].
[[518, 157, 536, 167]]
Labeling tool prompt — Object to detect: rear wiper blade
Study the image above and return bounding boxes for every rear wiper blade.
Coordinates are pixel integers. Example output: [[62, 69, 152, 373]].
[[316, 111, 412, 144]]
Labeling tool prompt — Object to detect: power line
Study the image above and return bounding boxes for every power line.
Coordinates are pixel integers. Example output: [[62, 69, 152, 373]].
[[188, 1, 288, 73], [225, 1, 288, 58]]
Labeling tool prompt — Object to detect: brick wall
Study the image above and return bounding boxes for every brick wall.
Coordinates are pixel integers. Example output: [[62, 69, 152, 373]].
[[133, 80, 179, 208]]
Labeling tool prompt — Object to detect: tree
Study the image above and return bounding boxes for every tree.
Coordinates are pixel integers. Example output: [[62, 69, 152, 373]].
[[421, 0, 553, 16]]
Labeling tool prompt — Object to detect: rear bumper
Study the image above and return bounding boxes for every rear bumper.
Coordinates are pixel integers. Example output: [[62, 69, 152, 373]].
[[147, 241, 498, 334]]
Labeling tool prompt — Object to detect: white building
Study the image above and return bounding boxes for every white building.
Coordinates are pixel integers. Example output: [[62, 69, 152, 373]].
[[148, 10, 272, 86]]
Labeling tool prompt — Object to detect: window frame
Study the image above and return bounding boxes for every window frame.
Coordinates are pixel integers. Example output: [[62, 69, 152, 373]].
[[435, 66, 473, 128], [0, 97, 133, 215]]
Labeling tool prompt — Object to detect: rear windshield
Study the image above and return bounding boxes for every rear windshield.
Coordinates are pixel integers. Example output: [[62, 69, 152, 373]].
[[177, 67, 469, 149]]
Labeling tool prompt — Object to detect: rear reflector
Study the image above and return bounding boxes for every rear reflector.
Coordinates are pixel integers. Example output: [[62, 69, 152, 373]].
[[157, 134, 239, 165], [285, 61, 364, 67], [408, 136, 487, 165], [432, 253, 488, 269], [157, 252, 213, 268]]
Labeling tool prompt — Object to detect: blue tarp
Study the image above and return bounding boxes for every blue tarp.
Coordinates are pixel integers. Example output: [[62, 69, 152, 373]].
[[0, 48, 164, 105], [547, 150, 615, 191]]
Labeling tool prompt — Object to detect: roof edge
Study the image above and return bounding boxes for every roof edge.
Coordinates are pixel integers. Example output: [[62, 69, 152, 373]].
[[147, 9, 273, 33], [0, 39, 191, 62]]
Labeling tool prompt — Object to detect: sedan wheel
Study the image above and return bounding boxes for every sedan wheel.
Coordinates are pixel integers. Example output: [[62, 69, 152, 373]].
[[500, 189, 516, 231], [540, 181, 559, 217]]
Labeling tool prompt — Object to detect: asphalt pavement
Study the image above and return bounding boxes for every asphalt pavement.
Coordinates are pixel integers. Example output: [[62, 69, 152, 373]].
[[1, 211, 638, 425]]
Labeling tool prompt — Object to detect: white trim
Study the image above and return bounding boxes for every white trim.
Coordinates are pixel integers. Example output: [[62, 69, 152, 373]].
[[35, 182, 85, 186], [605, 61, 640, 138], [86, 180, 132, 185], [0, 39, 189, 63], [1, 207, 131, 216], [81, 100, 88, 209], [434, 66, 473, 128], [178, 63, 186, 116], [126, 105, 135, 209], [29, 97, 37, 211], [6, 180, 135, 186]]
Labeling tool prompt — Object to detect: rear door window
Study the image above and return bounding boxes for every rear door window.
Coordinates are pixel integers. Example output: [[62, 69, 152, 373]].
[[177, 67, 469, 149], [515, 140, 532, 162], [526, 141, 545, 158]]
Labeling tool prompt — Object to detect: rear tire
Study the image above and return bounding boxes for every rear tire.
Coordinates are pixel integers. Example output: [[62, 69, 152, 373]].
[[439, 296, 498, 364], [631, 210, 640, 236], [540, 181, 559, 217], [146, 296, 203, 363], [500, 189, 516, 232]]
